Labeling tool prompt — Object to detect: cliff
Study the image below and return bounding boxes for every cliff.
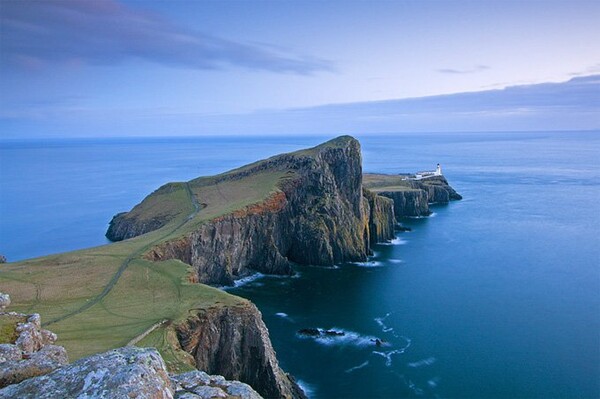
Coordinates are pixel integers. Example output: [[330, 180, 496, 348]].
[[108, 136, 396, 286], [176, 301, 305, 399], [0, 137, 461, 399], [364, 174, 461, 218]]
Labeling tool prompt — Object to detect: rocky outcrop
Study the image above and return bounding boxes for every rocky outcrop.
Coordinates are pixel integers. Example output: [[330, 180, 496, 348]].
[[176, 301, 305, 399], [0, 294, 68, 388], [377, 176, 462, 218], [172, 370, 262, 399], [138, 136, 393, 286], [0, 294, 9, 311], [0, 347, 171, 399], [0, 346, 263, 399]]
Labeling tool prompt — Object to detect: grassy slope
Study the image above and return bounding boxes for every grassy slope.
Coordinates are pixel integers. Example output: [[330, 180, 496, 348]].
[[363, 173, 420, 192], [0, 160, 294, 370]]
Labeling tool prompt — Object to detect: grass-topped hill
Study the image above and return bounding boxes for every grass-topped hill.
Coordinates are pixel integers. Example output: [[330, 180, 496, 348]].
[[0, 135, 361, 372]]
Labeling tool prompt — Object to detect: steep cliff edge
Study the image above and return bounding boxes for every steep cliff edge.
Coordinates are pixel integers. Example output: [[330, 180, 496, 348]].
[[176, 301, 305, 399], [364, 173, 461, 218], [108, 136, 396, 286]]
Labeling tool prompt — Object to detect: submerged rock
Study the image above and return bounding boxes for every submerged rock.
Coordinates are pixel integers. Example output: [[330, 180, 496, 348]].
[[297, 328, 346, 337]]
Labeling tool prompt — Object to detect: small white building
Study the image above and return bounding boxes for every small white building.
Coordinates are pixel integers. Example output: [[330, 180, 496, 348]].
[[413, 164, 443, 180]]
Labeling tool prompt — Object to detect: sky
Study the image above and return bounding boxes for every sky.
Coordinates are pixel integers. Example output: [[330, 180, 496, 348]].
[[0, 0, 599, 138]]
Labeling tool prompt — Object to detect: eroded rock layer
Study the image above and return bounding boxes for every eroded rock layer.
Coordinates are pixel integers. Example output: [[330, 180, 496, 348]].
[[176, 301, 305, 399]]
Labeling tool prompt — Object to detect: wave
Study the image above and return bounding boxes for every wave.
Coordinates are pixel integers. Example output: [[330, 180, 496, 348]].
[[408, 356, 437, 368], [427, 377, 440, 388], [345, 360, 370, 373], [372, 334, 412, 366], [298, 328, 383, 348], [221, 273, 265, 289], [374, 313, 394, 333], [379, 237, 408, 246], [388, 259, 403, 264], [351, 260, 384, 268], [296, 379, 315, 398], [372, 349, 404, 367], [275, 312, 295, 323]]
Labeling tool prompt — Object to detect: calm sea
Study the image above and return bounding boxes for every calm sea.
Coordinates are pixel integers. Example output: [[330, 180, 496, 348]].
[[1, 132, 599, 398]]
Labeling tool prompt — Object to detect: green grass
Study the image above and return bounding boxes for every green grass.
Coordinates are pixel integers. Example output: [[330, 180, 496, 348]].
[[0, 161, 286, 369], [0, 314, 26, 344], [0, 136, 353, 370], [363, 173, 416, 192]]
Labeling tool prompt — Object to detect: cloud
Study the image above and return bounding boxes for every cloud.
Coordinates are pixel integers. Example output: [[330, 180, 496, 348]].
[[0, 0, 333, 74], [436, 65, 491, 74]]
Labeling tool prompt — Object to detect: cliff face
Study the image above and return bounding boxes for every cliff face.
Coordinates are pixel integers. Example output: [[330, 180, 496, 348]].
[[371, 175, 462, 219], [378, 189, 430, 218], [363, 189, 396, 245], [176, 301, 305, 399], [138, 136, 395, 286]]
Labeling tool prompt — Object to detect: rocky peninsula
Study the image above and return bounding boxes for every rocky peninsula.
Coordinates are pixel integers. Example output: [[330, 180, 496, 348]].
[[0, 136, 460, 398]]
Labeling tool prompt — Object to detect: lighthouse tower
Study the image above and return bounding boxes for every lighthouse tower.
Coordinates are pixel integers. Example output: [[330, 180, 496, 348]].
[[435, 164, 442, 176]]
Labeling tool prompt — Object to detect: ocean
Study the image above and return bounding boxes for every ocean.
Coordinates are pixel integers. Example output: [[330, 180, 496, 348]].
[[1, 131, 599, 398]]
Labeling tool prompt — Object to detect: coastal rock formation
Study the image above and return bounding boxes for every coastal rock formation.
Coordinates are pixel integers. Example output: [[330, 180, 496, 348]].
[[176, 301, 304, 399], [0, 293, 68, 388], [365, 174, 462, 218], [110, 136, 396, 286], [363, 188, 396, 244], [377, 189, 430, 218]]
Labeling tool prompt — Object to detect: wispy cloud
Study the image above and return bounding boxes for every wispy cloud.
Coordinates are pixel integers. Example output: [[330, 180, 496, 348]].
[[436, 65, 491, 74], [1, 0, 333, 75]]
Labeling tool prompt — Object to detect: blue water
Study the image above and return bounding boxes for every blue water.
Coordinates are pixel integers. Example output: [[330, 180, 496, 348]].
[[1, 132, 599, 398]]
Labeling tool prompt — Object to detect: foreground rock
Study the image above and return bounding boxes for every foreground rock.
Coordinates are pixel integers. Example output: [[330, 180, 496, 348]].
[[0, 293, 68, 388], [0, 346, 263, 399], [172, 370, 261, 399]]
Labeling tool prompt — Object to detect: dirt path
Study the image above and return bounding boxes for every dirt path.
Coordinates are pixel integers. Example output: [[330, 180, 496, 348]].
[[44, 183, 200, 327], [126, 319, 170, 346]]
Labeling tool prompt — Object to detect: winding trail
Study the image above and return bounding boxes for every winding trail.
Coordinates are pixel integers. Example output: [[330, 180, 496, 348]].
[[44, 183, 200, 327]]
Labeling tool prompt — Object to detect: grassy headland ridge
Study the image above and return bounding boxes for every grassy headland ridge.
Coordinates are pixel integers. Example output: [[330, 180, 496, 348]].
[[0, 136, 460, 398]]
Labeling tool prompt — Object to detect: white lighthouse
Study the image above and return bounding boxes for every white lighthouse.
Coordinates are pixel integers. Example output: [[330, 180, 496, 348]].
[[435, 163, 442, 176]]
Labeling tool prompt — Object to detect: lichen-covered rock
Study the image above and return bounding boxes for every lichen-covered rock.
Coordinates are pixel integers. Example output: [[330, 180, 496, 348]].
[[0, 309, 68, 388], [172, 370, 262, 399], [0, 344, 21, 363], [0, 347, 172, 399], [0, 345, 68, 388], [0, 293, 10, 311], [176, 302, 304, 399]]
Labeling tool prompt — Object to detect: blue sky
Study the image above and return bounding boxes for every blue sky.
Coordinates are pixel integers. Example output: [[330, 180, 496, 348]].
[[1, 0, 599, 137]]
